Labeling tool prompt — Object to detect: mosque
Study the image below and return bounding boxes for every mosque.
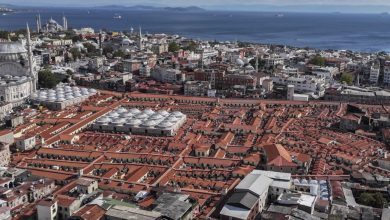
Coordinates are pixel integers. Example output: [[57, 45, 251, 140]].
[[0, 25, 37, 106], [36, 15, 68, 33]]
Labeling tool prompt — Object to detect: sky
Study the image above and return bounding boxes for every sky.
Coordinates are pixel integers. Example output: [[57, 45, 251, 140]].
[[2, 0, 390, 13]]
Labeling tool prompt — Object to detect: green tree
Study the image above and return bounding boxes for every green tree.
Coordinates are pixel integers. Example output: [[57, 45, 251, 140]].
[[357, 192, 388, 208], [83, 42, 97, 54], [38, 69, 60, 89], [183, 41, 197, 51], [103, 46, 114, 56], [249, 58, 266, 71], [0, 31, 9, 40], [112, 50, 125, 58], [66, 69, 73, 75], [309, 55, 326, 66], [168, 42, 180, 52], [72, 35, 82, 43], [69, 48, 81, 60], [340, 73, 354, 85]]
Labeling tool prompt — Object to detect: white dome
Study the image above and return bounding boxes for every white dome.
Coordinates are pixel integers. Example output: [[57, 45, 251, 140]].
[[127, 119, 142, 126], [107, 112, 119, 118], [121, 112, 134, 118], [301, 179, 308, 185], [142, 120, 157, 127], [89, 88, 97, 93], [171, 111, 184, 117], [112, 118, 126, 125], [116, 107, 128, 114], [143, 108, 155, 115], [150, 113, 163, 120], [129, 108, 141, 114], [166, 116, 179, 122], [135, 113, 149, 119], [65, 95, 74, 99], [157, 121, 173, 128], [309, 180, 318, 185], [158, 110, 169, 116], [56, 98, 66, 102], [48, 97, 57, 102], [97, 117, 111, 124]]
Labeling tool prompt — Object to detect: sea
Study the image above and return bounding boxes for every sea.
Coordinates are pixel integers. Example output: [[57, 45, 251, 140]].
[[1, 8, 390, 52]]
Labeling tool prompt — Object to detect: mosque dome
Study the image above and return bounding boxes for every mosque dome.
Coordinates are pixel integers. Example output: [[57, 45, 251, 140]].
[[0, 42, 27, 62], [0, 42, 27, 54]]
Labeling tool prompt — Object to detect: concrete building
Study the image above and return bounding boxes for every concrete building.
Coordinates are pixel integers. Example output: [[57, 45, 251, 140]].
[[220, 172, 272, 220], [0, 130, 14, 145], [276, 193, 317, 215], [383, 61, 390, 84], [153, 193, 194, 220], [76, 178, 98, 195], [56, 195, 81, 220], [369, 63, 380, 84], [262, 79, 273, 93], [272, 75, 326, 97], [287, 85, 294, 101], [37, 199, 58, 220], [184, 81, 210, 96], [151, 67, 184, 83], [220, 170, 293, 220], [0, 143, 10, 167], [15, 134, 36, 151], [105, 205, 162, 220]]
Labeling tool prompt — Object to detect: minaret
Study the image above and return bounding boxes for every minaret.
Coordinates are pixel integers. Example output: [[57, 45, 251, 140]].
[[99, 30, 103, 56], [138, 26, 143, 51], [36, 15, 40, 33], [255, 51, 259, 73], [26, 23, 36, 93], [63, 15, 68, 30], [38, 14, 42, 32]]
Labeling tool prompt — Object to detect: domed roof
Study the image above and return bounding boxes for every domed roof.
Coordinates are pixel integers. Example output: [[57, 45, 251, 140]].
[[97, 117, 111, 124], [171, 111, 184, 117], [142, 120, 157, 127], [0, 42, 27, 54], [158, 110, 170, 116], [135, 113, 149, 119], [129, 108, 141, 114], [112, 118, 126, 125], [121, 112, 134, 118], [143, 108, 155, 115], [157, 121, 174, 128], [107, 112, 120, 118], [150, 113, 163, 120], [126, 119, 142, 126], [115, 107, 128, 114]]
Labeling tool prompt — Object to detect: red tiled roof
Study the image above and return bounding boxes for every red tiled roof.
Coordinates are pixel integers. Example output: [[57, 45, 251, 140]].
[[262, 144, 297, 167]]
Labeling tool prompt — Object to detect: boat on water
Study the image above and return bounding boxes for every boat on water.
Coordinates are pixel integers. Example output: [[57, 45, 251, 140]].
[[113, 14, 122, 19], [276, 13, 284, 17]]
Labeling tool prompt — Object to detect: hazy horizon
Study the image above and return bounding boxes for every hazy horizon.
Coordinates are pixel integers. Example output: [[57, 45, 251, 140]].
[[2, 0, 390, 13]]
